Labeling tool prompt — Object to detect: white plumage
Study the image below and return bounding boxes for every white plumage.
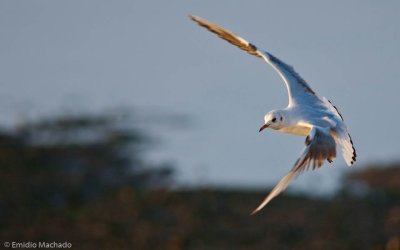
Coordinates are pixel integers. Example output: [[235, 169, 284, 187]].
[[190, 15, 356, 214]]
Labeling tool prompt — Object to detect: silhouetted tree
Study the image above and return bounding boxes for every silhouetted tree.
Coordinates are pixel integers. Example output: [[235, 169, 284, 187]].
[[0, 111, 173, 224]]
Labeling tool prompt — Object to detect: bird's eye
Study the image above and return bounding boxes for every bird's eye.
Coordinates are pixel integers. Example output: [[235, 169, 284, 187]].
[[272, 118, 277, 122]]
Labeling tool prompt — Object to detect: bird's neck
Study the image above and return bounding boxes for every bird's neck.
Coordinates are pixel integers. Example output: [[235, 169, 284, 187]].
[[278, 109, 311, 136]]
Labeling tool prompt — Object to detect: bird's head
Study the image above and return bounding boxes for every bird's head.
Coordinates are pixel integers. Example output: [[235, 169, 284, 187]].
[[259, 110, 284, 132]]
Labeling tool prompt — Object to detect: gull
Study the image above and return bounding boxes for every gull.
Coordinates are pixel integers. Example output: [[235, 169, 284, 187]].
[[190, 15, 357, 214]]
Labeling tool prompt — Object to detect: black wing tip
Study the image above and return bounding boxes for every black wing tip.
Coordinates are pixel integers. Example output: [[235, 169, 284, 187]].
[[348, 133, 357, 165]]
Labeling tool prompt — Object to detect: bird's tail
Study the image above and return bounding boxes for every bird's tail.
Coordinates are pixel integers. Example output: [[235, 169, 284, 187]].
[[251, 170, 297, 215]]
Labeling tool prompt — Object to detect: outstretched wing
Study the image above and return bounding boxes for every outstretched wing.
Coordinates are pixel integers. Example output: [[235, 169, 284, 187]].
[[251, 126, 336, 214], [190, 15, 320, 107]]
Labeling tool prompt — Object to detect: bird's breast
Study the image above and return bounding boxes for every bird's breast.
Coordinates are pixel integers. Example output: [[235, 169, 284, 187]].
[[279, 125, 311, 136]]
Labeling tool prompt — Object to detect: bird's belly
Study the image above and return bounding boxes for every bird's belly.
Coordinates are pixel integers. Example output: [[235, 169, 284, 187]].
[[279, 125, 311, 136]]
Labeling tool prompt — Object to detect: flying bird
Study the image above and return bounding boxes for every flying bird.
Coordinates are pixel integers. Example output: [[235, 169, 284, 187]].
[[189, 15, 357, 214]]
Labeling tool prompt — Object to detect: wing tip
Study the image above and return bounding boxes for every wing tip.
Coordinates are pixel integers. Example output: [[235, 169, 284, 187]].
[[250, 193, 273, 216], [250, 171, 297, 215], [250, 207, 261, 216], [188, 14, 196, 21], [189, 14, 206, 25], [344, 132, 357, 167], [250, 200, 269, 215]]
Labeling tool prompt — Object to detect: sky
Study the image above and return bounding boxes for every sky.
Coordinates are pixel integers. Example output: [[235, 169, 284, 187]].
[[1, 1, 400, 195]]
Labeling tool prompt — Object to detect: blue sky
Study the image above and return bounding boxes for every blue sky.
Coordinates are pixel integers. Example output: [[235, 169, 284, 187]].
[[1, 1, 399, 194]]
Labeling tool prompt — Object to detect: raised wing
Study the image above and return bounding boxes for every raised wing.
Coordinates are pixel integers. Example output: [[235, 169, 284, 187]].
[[251, 126, 336, 214], [190, 15, 320, 107]]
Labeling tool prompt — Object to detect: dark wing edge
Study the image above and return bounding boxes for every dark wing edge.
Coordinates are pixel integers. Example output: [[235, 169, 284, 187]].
[[265, 52, 316, 96], [251, 127, 336, 214], [323, 97, 357, 166], [189, 15, 318, 105], [331, 128, 357, 166]]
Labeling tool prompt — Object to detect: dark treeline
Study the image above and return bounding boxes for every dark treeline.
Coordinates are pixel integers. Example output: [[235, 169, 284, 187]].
[[0, 111, 399, 250]]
